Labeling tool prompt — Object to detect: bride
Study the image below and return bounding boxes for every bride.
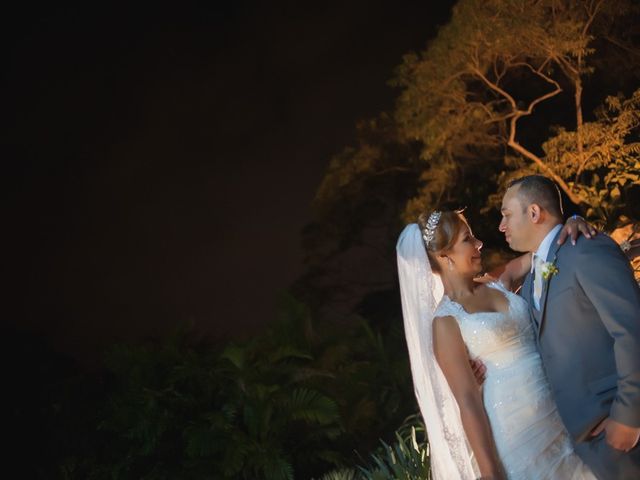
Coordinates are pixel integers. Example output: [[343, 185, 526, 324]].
[[397, 210, 596, 479]]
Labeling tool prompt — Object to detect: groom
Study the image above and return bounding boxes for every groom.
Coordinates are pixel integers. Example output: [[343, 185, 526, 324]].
[[499, 175, 640, 479]]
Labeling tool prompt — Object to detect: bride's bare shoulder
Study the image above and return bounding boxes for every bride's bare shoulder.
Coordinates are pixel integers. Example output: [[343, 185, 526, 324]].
[[432, 315, 461, 336]]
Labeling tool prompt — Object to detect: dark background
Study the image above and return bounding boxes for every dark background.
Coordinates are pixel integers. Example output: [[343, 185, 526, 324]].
[[4, 1, 455, 364]]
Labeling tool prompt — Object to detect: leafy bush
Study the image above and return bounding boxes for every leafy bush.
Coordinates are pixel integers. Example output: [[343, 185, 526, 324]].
[[317, 414, 430, 480], [48, 294, 416, 479]]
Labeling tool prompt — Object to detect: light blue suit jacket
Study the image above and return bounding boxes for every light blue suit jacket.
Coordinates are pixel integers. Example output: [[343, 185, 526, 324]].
[[521, 229, 640, 444]]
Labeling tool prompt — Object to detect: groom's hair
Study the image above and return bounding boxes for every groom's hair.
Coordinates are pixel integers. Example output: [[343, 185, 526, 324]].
[[508, 175, 563, 219]]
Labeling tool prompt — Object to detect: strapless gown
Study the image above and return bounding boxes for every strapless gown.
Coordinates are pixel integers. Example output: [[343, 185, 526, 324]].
[[434, 282, 595, 479]]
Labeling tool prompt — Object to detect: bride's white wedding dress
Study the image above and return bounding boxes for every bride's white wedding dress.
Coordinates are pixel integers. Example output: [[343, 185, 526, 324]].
[[434, 281, 595, 480]]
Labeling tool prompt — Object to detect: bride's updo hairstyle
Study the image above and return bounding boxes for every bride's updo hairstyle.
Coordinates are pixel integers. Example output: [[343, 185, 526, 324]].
[[418, 210, 467, 273]]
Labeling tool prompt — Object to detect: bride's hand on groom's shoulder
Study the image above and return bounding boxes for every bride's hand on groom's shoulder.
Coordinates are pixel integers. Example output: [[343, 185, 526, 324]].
[[557, 214, 598, 246]]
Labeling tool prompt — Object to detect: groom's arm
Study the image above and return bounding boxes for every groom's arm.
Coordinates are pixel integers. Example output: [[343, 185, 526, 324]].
[[575, 237, 640, 448]]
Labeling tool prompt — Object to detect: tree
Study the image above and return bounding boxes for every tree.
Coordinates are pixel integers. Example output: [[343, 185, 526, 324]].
[[298, 114, 423, 320], [310, 1, 640, 271], [393, 0, 639, 215], [543, 89, 640, 227]]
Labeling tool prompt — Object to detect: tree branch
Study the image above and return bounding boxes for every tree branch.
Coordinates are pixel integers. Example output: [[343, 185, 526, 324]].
[[371, 166, 415, 176], [575, 148, 600, 179], [604, 35, 640, 58], [470, 66, 517, 109], [583, 0, 604, 37], [524, 78, 562, 115], [471, 63, 581, 204], [507, 135, 581, 205]]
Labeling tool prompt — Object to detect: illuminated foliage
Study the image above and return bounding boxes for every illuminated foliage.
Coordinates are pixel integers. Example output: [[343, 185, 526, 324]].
[[393, 0, 638, 215], [316, 0, 640, 230], [543, 90, 640, 226]]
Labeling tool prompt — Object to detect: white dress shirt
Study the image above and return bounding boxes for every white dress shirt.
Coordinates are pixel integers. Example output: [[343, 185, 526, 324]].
[[531, 224, 562, 310]]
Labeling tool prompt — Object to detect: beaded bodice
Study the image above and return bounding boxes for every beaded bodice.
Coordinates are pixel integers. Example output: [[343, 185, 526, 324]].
[[433, 282, 536, 368]]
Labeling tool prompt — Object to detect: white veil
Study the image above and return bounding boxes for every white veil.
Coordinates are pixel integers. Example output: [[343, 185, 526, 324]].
[[396, 223, 478, 479]]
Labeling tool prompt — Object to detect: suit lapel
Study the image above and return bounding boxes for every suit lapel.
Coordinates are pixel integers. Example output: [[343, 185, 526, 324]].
[[521, 265, 533, 303], [537, 231, 563, 337], [522, 269, 542, 333]]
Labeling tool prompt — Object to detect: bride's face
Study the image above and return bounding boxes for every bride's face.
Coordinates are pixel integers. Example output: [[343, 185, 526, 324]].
[[447, 223, 483, 276]]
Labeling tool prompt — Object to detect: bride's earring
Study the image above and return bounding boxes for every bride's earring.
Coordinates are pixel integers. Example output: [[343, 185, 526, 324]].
[[447, 257, 454, 271]]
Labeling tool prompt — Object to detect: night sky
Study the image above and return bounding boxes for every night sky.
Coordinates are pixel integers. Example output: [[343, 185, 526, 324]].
[[4, 2, 455, 363]]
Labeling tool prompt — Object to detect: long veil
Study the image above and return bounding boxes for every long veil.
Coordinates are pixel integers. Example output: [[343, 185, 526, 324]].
[[396, 224, 478, 479]]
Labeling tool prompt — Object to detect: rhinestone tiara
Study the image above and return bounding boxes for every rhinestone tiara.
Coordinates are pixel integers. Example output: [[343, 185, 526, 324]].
[[421, 211, 441, 247]]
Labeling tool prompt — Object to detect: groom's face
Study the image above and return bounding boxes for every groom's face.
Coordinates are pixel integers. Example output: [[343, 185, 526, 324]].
[[499, 185, 534, 252]]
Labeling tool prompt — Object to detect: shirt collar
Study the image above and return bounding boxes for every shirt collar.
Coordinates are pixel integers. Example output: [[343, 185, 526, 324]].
[[531, 224, 562, 272]]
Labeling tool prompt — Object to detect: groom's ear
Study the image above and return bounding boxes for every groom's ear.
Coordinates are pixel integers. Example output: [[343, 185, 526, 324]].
[[529, 204, 543, 223]]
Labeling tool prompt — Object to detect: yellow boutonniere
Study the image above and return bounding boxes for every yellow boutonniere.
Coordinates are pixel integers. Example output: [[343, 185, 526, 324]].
[[541, 261, 559, 280]]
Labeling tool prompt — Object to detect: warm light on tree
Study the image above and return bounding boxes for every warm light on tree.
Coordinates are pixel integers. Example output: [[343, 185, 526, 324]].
[[317, 0, 640, 231]]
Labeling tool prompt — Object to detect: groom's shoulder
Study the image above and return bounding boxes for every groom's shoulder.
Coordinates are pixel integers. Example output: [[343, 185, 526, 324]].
[[566, 232, 628, 266], [576, 232, 620, 252], [557, 232, 620, 260]]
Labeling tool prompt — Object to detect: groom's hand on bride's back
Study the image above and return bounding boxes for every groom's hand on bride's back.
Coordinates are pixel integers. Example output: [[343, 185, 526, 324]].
[[557, 215, 598, 246], [469, 358, 486, 387]]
